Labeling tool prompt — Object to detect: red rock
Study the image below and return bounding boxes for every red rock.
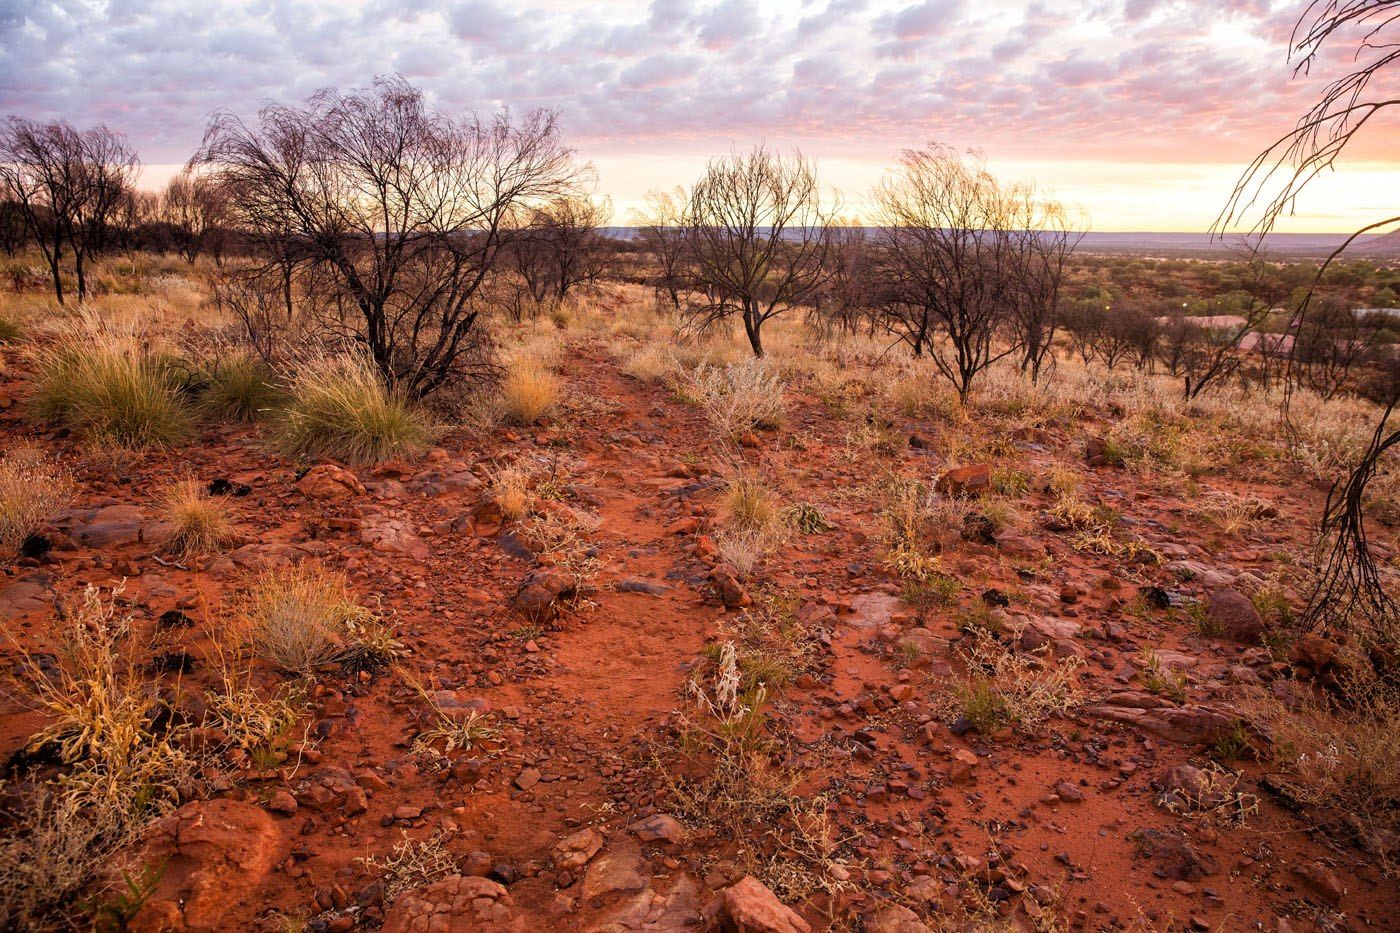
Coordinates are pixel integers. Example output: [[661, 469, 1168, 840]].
[[948, 748, 979, 784], [704, 875, 810, 933], [934, 464, 991, 497], [296, 463, 366, 500], [512, 569, 577, 622], [554, 826, 605, 870], [129, 800, 281, 931], [1206, 588, 1263, 645], [1293, 861, 1344, 906], [382, 875, 523, 932]]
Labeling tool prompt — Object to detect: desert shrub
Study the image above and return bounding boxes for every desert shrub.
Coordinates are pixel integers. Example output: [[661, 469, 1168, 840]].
[[32, 334, 194, 449], [0, 788, 137, 929], [686, 360, 787, 439], [0, 453, 71, 561], [362, 831, 461, 905], [158, 478, 235, 560], [244, 566, 378, 675], [1261, 692, 1400, 856], [199, 354, 283, 422], [783, 502, 833, 534], [945, 628, 1083, 734], [719, 474, 780, 533], [499, 356, 560, 425], [0, 587, 197, 927], [274, 356, 431, 464]]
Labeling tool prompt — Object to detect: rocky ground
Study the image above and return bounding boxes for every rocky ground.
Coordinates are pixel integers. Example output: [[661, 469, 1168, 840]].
[[1, 306, 1397, 932]]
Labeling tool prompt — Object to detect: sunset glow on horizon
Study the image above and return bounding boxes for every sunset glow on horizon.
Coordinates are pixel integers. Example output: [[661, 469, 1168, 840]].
[[8, 0, 1400, 233]]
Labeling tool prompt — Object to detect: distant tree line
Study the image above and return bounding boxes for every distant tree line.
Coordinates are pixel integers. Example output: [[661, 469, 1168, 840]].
[[1, 74, 1394, 409]]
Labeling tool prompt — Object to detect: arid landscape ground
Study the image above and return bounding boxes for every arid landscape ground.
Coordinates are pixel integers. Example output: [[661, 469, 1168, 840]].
[[0, 250, 1397, 931]]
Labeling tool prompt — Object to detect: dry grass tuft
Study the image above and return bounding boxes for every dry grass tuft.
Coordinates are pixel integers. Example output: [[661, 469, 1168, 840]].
[[488, 462, 535, 520], [199, 353, 283, 422], [943, 628, 1084, 734], [719, 474, 781, 533], [158, 478, 235, 560], [274, 356, 431, 465], [1258, 689, 1400, 862], [0, 453, 71, 561], [244, 565, 378, 675], [499, 356, 561, 425]]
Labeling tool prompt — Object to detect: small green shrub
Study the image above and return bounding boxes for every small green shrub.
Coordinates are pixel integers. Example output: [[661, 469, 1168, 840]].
[[273, 356, 431, 465], [33, 341, 194, 449], [199, 355, 283, 422]]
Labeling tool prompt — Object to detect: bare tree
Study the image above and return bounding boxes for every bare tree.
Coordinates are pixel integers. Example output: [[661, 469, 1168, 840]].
[[1217, 0, 1400, 638], [1294, 294, 1386, 398], [811, 221, 878, 339], [159, 170, 229, 264], [0, 117, 139, 303], [872, 145, 1022, 401], [0, 199, 25, 256], [632, 187, 689, 311], [1008, 195, 1085, 382], [682, 147, 831, 357], [511, 194, 612, 304], [194, 76, 585, 397], [1179, 251, 1286, 399]]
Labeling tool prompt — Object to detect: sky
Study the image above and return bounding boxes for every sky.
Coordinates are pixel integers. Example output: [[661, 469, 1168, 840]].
[[2, 0, 1398, 232]]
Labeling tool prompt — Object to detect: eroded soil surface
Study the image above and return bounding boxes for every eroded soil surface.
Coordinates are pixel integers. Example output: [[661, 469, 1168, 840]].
[[1, 325, 1396, 932]]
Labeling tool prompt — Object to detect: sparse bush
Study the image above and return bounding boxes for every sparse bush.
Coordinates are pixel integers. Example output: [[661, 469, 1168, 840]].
[[157, 478, 235, 560], [1260, 692, 1400, 857], [199, 354, 282, 422], [363, 831, 461, 905], [0, 587, 196, 928], [944, 628, 1083, 733], [687, 360, 787, 439], [244, 566, 376, 675], [499, 356, 560, 425], [715, 529, 773, 580], [0, 788, 134, 929], [0, 454, 71, 561], [274, 356, 431, 464]]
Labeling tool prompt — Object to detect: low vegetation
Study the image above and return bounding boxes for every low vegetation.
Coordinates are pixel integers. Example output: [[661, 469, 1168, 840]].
[[0, 452, 70, 560], [273, 356, 431, 465]]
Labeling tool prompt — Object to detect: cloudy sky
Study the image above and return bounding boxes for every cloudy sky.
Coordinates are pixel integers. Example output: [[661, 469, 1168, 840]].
[[2, 0, 1397, 231]]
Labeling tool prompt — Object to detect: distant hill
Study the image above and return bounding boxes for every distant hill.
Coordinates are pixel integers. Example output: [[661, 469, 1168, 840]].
[[1352, 228, 1400, 257], [601, 228, 1397, 259]]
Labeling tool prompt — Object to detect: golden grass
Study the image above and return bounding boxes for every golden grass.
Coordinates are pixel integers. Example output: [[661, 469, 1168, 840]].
[[0, 453, 71, 561], [274, 355, 431, 465], [719, 474, 781, 533], [158, 478, 236, 560], [499, 356, 561, 425], [199, 353, 283, 422], [244, 565, 375, 675], [31, 315, 195, 449]]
